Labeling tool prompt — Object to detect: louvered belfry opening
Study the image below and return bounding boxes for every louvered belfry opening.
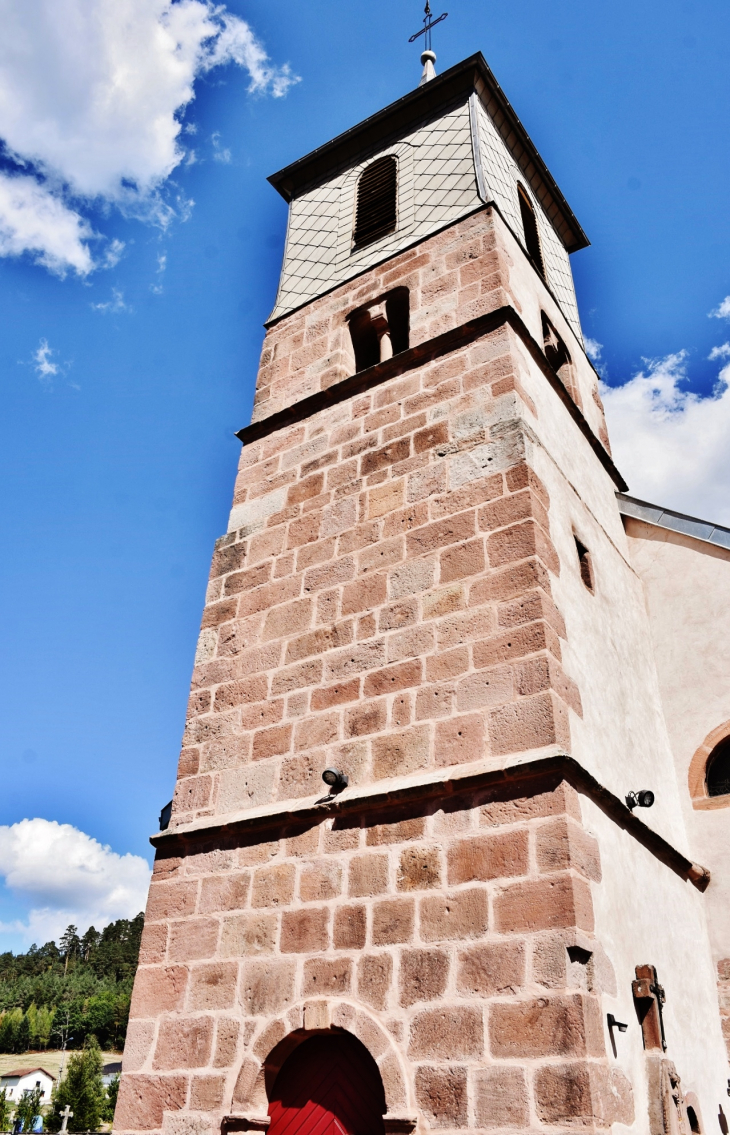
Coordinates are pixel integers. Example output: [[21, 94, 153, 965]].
[[353, 156, 398, 248]]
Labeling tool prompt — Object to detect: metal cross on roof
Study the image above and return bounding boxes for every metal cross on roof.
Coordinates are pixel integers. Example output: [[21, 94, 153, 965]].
[[408, 1, 448, 52]]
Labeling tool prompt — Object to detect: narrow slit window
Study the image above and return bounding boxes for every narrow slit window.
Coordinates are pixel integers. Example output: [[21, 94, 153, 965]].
[[574, 536, 594, 592], [353, 156, 397, 248], [706, 736, 730, 797], [518, 183, 545, 279]]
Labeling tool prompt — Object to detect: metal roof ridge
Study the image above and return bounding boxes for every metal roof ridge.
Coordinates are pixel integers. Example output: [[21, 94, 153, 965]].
[[617, 492, 730, 551]]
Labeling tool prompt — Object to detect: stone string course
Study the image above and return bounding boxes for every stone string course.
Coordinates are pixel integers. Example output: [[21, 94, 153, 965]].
[[173, 212, 600, 831], [115, 210, 628, 1135], [251, 210, 601, 429], [116, 782, 634, 1134]]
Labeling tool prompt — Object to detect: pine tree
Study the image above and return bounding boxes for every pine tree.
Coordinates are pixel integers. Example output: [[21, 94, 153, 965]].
[[79, 929, 99, 963], [0, 1088, 10, 1133], [13, 1012, 30, 1055], [0, 1010, 21, 1055], [58, 928, 80, 977], [25, 1006, 38, 1050], [48, 1036, 105, 1133], [35, 1007, 55, 1051]]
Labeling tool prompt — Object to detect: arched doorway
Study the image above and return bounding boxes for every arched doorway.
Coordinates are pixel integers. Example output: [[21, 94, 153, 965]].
[[267, 1034, 387, 1135]]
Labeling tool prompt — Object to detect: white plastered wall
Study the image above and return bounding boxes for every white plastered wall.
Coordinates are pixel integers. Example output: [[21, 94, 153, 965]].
[[497, 207, 729, 1116], [581, 796, 729, 1126], [623, 520, 730, 970]]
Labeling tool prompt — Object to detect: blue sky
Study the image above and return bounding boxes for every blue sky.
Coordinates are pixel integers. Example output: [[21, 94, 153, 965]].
[[0, 0, 729, 952]]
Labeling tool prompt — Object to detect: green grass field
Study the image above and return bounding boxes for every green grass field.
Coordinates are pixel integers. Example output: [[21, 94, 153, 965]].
[[0, 1050, 121, 1081]]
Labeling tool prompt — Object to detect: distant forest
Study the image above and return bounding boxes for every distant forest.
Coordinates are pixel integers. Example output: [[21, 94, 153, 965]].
[[0, 914, 144, 1053]]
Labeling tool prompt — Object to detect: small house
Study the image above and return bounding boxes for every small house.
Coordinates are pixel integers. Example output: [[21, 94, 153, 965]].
[[0, 1068, 55, 1103]]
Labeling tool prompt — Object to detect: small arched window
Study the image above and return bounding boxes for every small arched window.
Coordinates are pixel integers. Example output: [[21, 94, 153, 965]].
[[706, 735, 730, 797], [518, 183, 545, 279], [353, 156, 397, 248], [687, 1107, 701, 1135]]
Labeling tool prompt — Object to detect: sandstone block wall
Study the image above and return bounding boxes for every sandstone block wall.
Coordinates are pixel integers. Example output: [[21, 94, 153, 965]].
[[250, 210, 606, 443], [174, 210, 607, 829], [177, 350, 581, 827], [116, 780, 634, 1135]]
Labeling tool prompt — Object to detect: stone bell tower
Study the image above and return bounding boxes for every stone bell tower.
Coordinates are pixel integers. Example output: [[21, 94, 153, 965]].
[[115, 52, 729, 1135]]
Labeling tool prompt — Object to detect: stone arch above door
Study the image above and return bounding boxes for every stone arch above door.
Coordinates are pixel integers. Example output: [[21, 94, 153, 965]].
[[227, 999, 415, 1130]]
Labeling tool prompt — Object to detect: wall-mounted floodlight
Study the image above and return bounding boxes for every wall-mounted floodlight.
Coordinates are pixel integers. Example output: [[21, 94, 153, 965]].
[[626, 790, 655, 810], [159, 800, 173, 831], [607, 1014, 628, 1033], [322, 768, 349, 793]]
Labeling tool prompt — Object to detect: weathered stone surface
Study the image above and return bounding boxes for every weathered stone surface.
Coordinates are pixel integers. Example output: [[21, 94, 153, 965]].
[[419, 888, 488, 940], [414, 1066, 467, 1128], [456, 940, 525, 996], [399, 949, 449, 1007], [153, 1018, 214, 1070], [473, 1066, 529, 1127], [186, 963, 238, 1011], [240, 959, 296, 1015], [115, 1074, 187, 1130], [489, 993, 604, 1058], [408, 1006, 484, 1059]]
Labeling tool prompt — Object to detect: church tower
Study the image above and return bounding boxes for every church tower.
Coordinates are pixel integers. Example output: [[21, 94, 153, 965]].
[[115, 52, 729, 1135]]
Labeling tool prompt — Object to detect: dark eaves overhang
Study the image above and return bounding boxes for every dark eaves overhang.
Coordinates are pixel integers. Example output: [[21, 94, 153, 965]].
[[267, 52, 589, 254]]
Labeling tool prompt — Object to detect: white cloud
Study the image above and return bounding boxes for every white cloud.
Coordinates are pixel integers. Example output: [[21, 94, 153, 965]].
[[211, 132, 231, 163], [91, 287, 130, 314], [709, 296, 730, 320], [602, 352, 730, 526], [32, 337, 60, 384], [0, 0, 298, 275], [0, 173, 94, 275], [708, 342, 730, 361], [584, 336, 603, 362], [150, 250, 167, 294], [0, 818, 151, 946]]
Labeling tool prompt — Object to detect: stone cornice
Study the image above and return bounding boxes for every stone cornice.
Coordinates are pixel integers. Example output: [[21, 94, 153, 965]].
[[151, 750, 709, 893], [236, 304, 628, 493]]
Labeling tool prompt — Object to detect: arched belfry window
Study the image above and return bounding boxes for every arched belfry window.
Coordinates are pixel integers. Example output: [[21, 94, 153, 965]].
[[706, 735, 730, 797], [517, 183, 545, 280], [353, 155, 398, 248]]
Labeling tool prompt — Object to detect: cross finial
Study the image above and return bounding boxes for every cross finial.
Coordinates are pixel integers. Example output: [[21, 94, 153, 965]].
[[408, 2, 448, 85], [60, 1105, 74, 1133]]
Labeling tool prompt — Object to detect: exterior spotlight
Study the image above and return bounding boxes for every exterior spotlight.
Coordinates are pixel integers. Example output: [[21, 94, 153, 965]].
[[607, 1013, 628, 1033], [322, 767, 348, 793], [159, 800, 173, 831], [626, 790, 655, 810]]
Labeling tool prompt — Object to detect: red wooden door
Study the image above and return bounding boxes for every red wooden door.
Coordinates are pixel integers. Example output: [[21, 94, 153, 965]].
[[268, 1035, 386, 1135]]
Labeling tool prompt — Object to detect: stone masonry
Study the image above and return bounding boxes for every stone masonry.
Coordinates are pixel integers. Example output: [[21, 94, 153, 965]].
[[115, 58, 728, 1135], [117, 777, 634, 1134], [172, 208, 594, 832], [114, 203, 635, 1135]]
